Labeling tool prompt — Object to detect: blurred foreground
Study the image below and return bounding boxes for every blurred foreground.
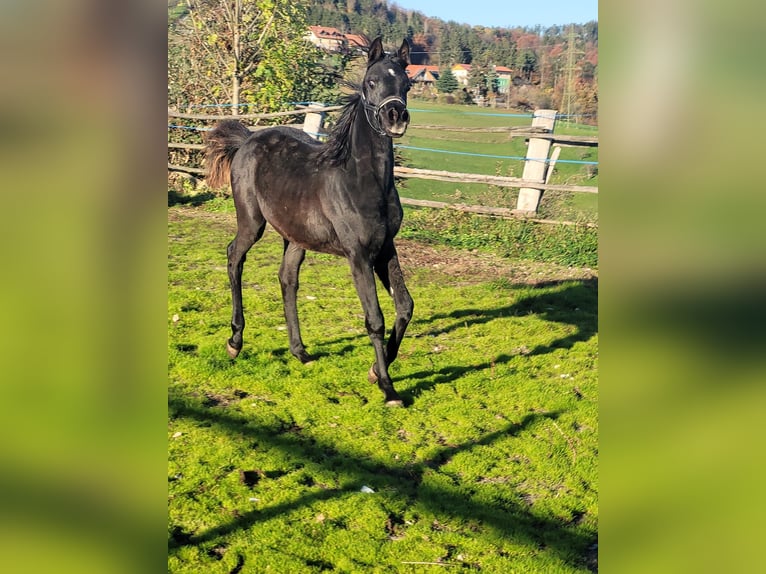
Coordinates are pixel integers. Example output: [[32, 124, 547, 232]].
[[0, 1, 764, 572]]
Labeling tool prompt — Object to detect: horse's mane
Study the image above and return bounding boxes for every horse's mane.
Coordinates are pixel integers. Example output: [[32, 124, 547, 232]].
[[317, 90, 362, 167]]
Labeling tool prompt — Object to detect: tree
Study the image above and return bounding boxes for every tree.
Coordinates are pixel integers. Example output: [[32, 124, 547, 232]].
[[169, 0, 332, 114], [436, 68, 458, 94], [517, 49, 538, 82], [468, 55, 498, 99], [440, 27, 464, 66]]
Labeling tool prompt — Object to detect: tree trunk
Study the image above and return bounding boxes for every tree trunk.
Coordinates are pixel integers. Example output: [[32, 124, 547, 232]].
[[232, 74, 240, 116], [232, 0, 241, 116]]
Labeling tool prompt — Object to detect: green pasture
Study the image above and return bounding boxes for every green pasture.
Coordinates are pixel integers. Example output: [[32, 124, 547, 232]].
[[394, 101, 598, 223], [168, 204, 598, 572]]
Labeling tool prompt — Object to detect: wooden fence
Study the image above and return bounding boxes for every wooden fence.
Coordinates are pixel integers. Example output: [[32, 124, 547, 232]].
[[168, 106, 598, 226]]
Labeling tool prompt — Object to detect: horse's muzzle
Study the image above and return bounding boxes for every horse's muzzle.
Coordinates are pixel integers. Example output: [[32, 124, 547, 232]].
[[378, 97, 410, 138]]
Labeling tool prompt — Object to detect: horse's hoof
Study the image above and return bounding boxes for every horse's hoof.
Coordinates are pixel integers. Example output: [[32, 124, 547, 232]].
[[385, 398, 404, 408], [368, 366, 378, 384], [226, 341, 240, 359], [294, 350, 313, 364]]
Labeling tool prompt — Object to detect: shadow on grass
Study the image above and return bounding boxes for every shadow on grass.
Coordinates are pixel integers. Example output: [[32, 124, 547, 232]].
[[168, 189, 219, 207], [399, 354, 516, 401], [168, 396, 595, 570], [419, 278, 597, 354], [271, 343, 359, 363], [228, 279, 596, 403], [397, 279, 597, 400]]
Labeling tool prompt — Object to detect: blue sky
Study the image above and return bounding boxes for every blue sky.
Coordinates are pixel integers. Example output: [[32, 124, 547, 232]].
[[390, 0, 598, 28]]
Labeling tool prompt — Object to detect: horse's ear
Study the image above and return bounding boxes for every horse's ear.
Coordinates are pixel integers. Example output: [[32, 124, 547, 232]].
[[368, 36, 384, 65], [397, 38, 411, 67]]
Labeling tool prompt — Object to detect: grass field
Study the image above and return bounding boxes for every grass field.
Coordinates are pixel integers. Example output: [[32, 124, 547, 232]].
[[391, 101, 598, 223], [168, 203, 598, 572]]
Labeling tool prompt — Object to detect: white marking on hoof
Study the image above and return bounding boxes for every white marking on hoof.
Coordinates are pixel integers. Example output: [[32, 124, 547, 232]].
[[368, 366, 378, 384], [385, 399, 404, 407], [226, 342, 240, 359]]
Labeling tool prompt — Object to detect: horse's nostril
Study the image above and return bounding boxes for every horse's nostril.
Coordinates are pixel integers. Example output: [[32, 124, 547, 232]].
[[401, 109, 410, 123]]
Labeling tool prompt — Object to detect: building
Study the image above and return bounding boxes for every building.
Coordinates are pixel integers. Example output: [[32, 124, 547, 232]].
[[451, 63, 472, 86], [406, 65, 440, 92], [494, 65, 513, 94], [451, 63, 515, 93], [344, 34, 368, 54], [304, 26, 348, 52]]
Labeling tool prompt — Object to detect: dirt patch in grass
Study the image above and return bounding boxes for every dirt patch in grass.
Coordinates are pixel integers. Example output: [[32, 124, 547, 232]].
[[168, 205, 236, 230], [168, 205, 597, 287], [396, 238, 596, 286]]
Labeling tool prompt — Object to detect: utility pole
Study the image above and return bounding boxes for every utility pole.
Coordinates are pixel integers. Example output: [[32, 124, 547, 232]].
[[561, 25, 581, 123]]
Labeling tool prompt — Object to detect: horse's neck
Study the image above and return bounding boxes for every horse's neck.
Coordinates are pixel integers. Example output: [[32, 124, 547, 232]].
[[351, 105, 393, 181]]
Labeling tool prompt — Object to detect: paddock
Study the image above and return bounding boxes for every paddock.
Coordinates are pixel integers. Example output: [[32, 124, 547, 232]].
[[168, 205, 598, 572]]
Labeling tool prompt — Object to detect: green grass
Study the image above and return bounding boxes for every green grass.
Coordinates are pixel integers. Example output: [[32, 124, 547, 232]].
[[168, 205, 598, 572], [400, 207, 598, 268], [395, 101, 598, 222], [168, 3, 188, 23], [406, 101, 535, 129]]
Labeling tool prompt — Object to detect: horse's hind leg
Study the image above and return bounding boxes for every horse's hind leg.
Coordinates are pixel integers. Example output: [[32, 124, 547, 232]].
[[278, 240, 311, 363], [226, 208, 266, 359]]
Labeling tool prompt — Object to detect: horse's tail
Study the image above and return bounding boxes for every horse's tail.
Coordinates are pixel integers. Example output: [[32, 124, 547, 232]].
[[203, 119, 252, 189]]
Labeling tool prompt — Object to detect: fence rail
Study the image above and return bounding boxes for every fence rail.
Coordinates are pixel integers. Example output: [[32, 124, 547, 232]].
[[168, 142, 204, 151], [509, 133, 599, 146], [393, 167, 598, 193], [167, 105, 343, 121], [414, 125, 547, 134], [397, 197, 597, 228]]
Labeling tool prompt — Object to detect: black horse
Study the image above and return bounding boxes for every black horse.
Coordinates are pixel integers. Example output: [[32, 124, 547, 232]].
[[204, 37, 414, 406]]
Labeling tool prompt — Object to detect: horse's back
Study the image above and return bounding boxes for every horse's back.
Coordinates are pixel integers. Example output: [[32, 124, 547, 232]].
[[234, 126, 318, 167], [230, 126, 344, 254], [231, 125, 322, 200]]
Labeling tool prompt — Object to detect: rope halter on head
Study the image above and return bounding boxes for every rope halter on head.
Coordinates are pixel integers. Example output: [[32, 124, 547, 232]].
[[361, 92, 408, 137]]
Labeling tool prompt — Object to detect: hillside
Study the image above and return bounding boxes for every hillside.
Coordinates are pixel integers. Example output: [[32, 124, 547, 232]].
[[168, 1, 597, 121], [306, 0, 597, 119]]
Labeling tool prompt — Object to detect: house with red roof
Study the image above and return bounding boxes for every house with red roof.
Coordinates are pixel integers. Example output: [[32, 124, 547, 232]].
[[305, 26, 348, 52], [344, 34, 368, 53], [406, 65, 440, 92], [407, 65, 441, 82]]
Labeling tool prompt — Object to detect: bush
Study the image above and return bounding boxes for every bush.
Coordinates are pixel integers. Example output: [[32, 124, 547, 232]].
[[508, 85, 554, 111]]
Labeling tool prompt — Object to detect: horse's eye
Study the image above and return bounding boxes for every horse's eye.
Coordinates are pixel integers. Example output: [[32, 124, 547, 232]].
[[368, 80, 376, 89]]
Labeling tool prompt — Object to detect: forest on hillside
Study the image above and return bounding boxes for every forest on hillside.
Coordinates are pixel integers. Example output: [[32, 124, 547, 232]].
[[307, 0, 597, 119]]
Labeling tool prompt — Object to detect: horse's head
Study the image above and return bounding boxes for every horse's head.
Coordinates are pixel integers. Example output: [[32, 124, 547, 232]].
[[362, 37, 411, 138]]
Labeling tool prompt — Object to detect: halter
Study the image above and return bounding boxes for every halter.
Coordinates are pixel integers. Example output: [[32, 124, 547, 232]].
[[361, 92, 408, 137]]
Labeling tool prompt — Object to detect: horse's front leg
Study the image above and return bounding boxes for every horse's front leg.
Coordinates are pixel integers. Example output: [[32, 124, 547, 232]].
[[373, 242, 414, 372], [348, 253, 403, 407], [278, 240, 312, 363]]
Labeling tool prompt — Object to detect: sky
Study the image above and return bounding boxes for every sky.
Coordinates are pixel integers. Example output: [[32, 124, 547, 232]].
[[390, 0, 598, 29]]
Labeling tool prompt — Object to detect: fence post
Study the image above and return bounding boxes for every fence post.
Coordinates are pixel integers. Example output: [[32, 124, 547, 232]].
[[303, 104, 327, 140], [546, 146, 562, 185], [516, 109, 557, 213]]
